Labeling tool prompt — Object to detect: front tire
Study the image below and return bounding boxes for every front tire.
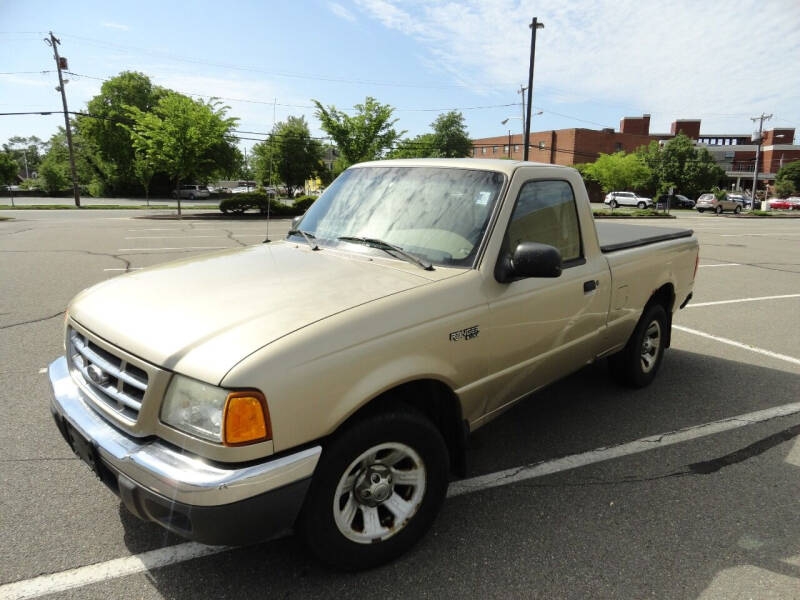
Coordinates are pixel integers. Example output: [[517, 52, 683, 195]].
[[715, 205, 723, 215], [734, 205, 741, 214], [298, 408, 449, 570], [637, 201, 646, 209], [698, 208, 704, 213], [609, 303, 668, 388], [609, 199, 618, 209]]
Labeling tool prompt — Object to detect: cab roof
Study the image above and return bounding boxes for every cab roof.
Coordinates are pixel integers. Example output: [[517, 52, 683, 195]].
[[352, 158, 574, 177]]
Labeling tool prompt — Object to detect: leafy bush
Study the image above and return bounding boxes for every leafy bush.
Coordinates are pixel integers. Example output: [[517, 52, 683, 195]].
[[219, 192, 302, 216], [293, 195, 317, 212]]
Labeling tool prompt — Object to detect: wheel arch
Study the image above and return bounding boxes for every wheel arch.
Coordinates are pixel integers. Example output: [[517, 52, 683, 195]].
[[340, 378, 468, 478], [645, 282, 675, 347]]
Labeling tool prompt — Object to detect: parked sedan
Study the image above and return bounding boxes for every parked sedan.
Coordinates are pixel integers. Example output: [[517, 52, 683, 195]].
[[695, 192, 741, 214], [768, 197, 800, 210], [656, 194, 695, 209], [604, 191, 654, 209]]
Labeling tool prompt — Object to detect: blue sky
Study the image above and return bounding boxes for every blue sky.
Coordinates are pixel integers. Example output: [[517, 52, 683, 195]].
[[2, 0, 799, 153]]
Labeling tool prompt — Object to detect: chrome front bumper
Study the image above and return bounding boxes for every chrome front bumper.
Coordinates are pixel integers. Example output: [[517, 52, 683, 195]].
[[48, 356, 321, 508]]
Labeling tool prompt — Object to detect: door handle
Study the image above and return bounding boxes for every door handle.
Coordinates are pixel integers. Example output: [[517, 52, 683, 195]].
[[583, 280, 598, 293]]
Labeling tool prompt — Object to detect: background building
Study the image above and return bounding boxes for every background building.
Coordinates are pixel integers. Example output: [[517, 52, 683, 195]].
[[472, 115, 799, 193]]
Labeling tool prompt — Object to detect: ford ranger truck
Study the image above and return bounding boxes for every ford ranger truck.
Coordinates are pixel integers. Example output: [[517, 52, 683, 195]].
[[49, 159, 699, 570]]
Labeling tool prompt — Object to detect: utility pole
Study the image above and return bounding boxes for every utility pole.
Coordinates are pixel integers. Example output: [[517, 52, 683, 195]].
[[44, 31, 80, 207], [518, 85, 527, 155], [750, 113, 772, 209], [523, 18, 544, 162]]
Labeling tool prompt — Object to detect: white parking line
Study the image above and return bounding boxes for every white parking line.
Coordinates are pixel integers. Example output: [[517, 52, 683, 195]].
[[673, 325, 800, 366], [124, 234, 266, 239], [698, 263, 740, 268], [5, 399, 800, 599], [720, 233, 800, 237], [116, 247, 229, 252], [686, 293, 800, 308]]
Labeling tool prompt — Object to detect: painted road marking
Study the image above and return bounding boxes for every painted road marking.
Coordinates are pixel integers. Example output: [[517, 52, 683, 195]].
[[116, 247, 229, 252], [720, 233, 800, 237], [124, 234, 267, 239], [698, 263, 741, 268], [674, 325, 800, 366], [5, 399, 800, 599], [38, 368, 47, 374], [686, 293, 800, 308], [449, 399, 800, 497]]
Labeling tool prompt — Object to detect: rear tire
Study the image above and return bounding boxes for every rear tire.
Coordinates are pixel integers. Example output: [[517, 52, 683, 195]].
[[298, 408, 449, 570], [609, 303, 668, 388], [697, 208, 704, 213], [637, 201, 646, 209], [609, 199, 618, 209], [734, 205, 741, 214], [715, 205, 723, 215]]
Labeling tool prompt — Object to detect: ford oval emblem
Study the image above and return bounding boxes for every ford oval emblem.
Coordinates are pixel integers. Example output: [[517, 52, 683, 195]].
[[87, 364, 109, 386]]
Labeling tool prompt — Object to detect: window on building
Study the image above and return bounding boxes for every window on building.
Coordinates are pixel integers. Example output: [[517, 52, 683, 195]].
[[514, 145, 519, 152], [493, 146, 498, 154], [482, 147, 487, 155], [615, 142, 623, 152], [503, 145, 509, 154], [473, 148, 478, 156], [503, 180, 581, 263]]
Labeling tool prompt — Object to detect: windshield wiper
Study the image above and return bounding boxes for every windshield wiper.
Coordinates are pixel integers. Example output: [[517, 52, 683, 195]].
[[288, 229, 319, 251], [337, 236, 434, 271]]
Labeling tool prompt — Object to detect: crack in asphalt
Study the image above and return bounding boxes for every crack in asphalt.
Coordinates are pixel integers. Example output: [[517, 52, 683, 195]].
[[702, 255, 800, 276], [0, 310, 63, 330], [220, 228, 247, 247], [0, 227, 34, 237]]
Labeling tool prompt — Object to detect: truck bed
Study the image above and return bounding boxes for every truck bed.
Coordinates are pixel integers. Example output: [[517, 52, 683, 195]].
[[595, 222, 694, 253]]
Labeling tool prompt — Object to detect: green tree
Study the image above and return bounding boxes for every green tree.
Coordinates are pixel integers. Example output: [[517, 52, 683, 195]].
[[774, 178, 797, 198], [252, 116, 323, 189], [36, 128, 104, 195], [387, 133, 436, 159], [78, 71, 165, 194], [583, 151, 652, 194], [125, 93, 238, 215], [640, 134, 725, 198], [430, 111, 472, 158], [313, 96, 404, 167], [2, 135, 47, 177], [775, 160, 800, 192], [0, 152, 19, 201]]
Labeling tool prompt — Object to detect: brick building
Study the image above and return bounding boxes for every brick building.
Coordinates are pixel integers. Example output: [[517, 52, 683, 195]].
[[472, 114, 800, 193]]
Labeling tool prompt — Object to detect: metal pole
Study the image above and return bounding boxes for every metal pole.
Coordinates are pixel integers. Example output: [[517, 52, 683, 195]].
[[519, 85, 527, 156], [750, 113, 772, 209], [46, 32, 80, 207], [523, 18, 543, 162]]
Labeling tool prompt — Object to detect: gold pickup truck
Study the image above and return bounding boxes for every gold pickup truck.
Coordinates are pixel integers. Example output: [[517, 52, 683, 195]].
[[49, 159, 699, 569]]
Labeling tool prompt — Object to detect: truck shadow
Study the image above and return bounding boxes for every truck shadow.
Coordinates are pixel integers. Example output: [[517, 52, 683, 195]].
[[119, 349, 800, 599]]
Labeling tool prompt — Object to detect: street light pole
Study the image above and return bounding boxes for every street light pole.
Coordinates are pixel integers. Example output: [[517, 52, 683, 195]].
[[523, 18, 544, 162]]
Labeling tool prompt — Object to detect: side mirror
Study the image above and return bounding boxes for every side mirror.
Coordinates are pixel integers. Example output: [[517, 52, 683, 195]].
[[495, 242, 562, 283], [291, 215, 302, 230]]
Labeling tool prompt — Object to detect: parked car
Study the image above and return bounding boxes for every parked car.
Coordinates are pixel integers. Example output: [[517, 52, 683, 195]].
[[695, 192, 741, 214], [656, 194, 695, 209], [604, 191, 654, 209], [230, 185, 256, 194], [768, 197, 800, 210], [728, 194, 752, 209], [172, 184, 211, 200], [49, 159, 698, 570]]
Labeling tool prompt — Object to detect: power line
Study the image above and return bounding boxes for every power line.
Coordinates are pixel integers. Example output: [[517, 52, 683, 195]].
[[58, 32, 477, 90], [0, 70, 53, 75]]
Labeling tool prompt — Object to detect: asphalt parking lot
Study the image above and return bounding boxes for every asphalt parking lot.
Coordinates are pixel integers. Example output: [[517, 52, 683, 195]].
[[1, 209, 799, 599]]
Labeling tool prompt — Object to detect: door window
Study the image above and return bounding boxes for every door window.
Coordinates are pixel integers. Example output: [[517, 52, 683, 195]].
[[503, 180, 582, 263]]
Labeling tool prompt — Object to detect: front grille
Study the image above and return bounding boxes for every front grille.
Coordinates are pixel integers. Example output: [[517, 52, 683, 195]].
[[67, 327, 149, 422]]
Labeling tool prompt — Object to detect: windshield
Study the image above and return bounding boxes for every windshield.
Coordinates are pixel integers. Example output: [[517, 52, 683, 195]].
[[291, 166, 505, 267]]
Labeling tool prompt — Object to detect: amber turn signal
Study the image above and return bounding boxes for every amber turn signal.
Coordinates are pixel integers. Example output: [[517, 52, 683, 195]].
[[222, 391, 271, 446]]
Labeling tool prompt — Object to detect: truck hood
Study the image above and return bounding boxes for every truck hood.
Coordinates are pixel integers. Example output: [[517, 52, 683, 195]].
[[69, 241, 435, 383]]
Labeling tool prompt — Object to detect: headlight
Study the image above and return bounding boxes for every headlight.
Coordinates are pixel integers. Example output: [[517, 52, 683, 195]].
[[161, 375, 228, 442], [161, 374, 271, 445]]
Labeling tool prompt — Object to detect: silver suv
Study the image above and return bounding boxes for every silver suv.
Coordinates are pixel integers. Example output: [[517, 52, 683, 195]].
[[172, 185, 211, 200], [695, 193, 741, 214], [604, 191, 653, 209]]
